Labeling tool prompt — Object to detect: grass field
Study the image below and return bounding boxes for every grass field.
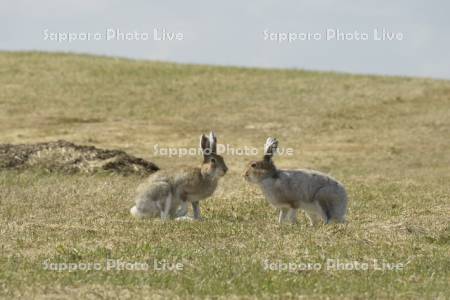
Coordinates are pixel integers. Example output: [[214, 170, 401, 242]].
[[0, 52, 449, 299]]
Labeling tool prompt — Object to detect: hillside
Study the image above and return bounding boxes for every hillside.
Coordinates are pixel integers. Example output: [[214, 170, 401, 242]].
[[0, 52, 449, 299]]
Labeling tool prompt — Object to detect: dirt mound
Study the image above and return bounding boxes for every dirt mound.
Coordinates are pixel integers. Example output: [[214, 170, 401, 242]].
[[0, 140, 159, 175]]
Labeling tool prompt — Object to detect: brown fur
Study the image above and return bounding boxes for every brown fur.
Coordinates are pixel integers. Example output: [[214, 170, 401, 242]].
[[131, 133, 227, 220]]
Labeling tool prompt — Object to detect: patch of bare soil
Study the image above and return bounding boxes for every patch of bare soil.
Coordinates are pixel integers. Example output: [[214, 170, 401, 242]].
[[0, 140, 159, 175]]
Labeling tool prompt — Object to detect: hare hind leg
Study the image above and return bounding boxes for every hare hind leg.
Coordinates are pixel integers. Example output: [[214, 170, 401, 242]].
[[304, 201, 328, 226], [314, 185, 348, 224], [159, 193, 173, 220], [132, 181, 172, 219], [130, 200, 160, 218]]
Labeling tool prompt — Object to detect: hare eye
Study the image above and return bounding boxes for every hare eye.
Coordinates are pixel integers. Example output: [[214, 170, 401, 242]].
[[251, 162, 257, 168]]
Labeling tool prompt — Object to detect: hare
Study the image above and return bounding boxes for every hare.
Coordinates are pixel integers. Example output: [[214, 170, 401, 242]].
[[243, 137, 347, 225], [130, 132, 228, 220]]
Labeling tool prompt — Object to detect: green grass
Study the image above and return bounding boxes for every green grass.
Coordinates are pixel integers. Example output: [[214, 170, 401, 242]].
[[0, 51, 449, 299]]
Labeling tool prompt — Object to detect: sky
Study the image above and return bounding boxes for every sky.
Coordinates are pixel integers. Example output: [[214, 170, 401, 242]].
[[1, 0, 450, 79]]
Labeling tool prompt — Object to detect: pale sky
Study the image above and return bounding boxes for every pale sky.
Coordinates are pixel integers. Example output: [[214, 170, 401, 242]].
[[1, 0, 449, 79]]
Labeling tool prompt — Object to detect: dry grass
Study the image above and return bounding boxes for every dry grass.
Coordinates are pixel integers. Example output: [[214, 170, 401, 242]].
[[0, 52, 449, 299]]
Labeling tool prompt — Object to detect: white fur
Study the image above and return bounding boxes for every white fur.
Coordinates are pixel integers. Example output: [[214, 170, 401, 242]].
[[246, 137, 348, 225]]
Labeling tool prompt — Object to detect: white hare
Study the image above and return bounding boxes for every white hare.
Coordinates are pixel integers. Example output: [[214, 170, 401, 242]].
[[243, 137, 347, 225], [131, 132, 228, 220]]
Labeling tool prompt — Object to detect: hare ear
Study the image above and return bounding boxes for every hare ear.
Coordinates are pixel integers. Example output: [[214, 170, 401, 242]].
[[200, 134, 209, 155], [208, 131, 217, 154], [263, 137, 278, 161]]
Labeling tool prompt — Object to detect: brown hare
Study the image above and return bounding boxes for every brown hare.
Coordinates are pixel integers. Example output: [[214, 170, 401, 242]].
[[131, 132, 228, 220]]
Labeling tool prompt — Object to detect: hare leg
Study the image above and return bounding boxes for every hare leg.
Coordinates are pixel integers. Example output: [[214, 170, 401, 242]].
[[160, 193, 173, 220], [287, 208, 298, 224], [304, 202, 327, 226], [130, 205, 146, 218], [176, 201, 188, 217], [278, 208, 289, 223], [175, 201, 194, 221], [192, 201, 202, 220], [305, 213, 323, 226]]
